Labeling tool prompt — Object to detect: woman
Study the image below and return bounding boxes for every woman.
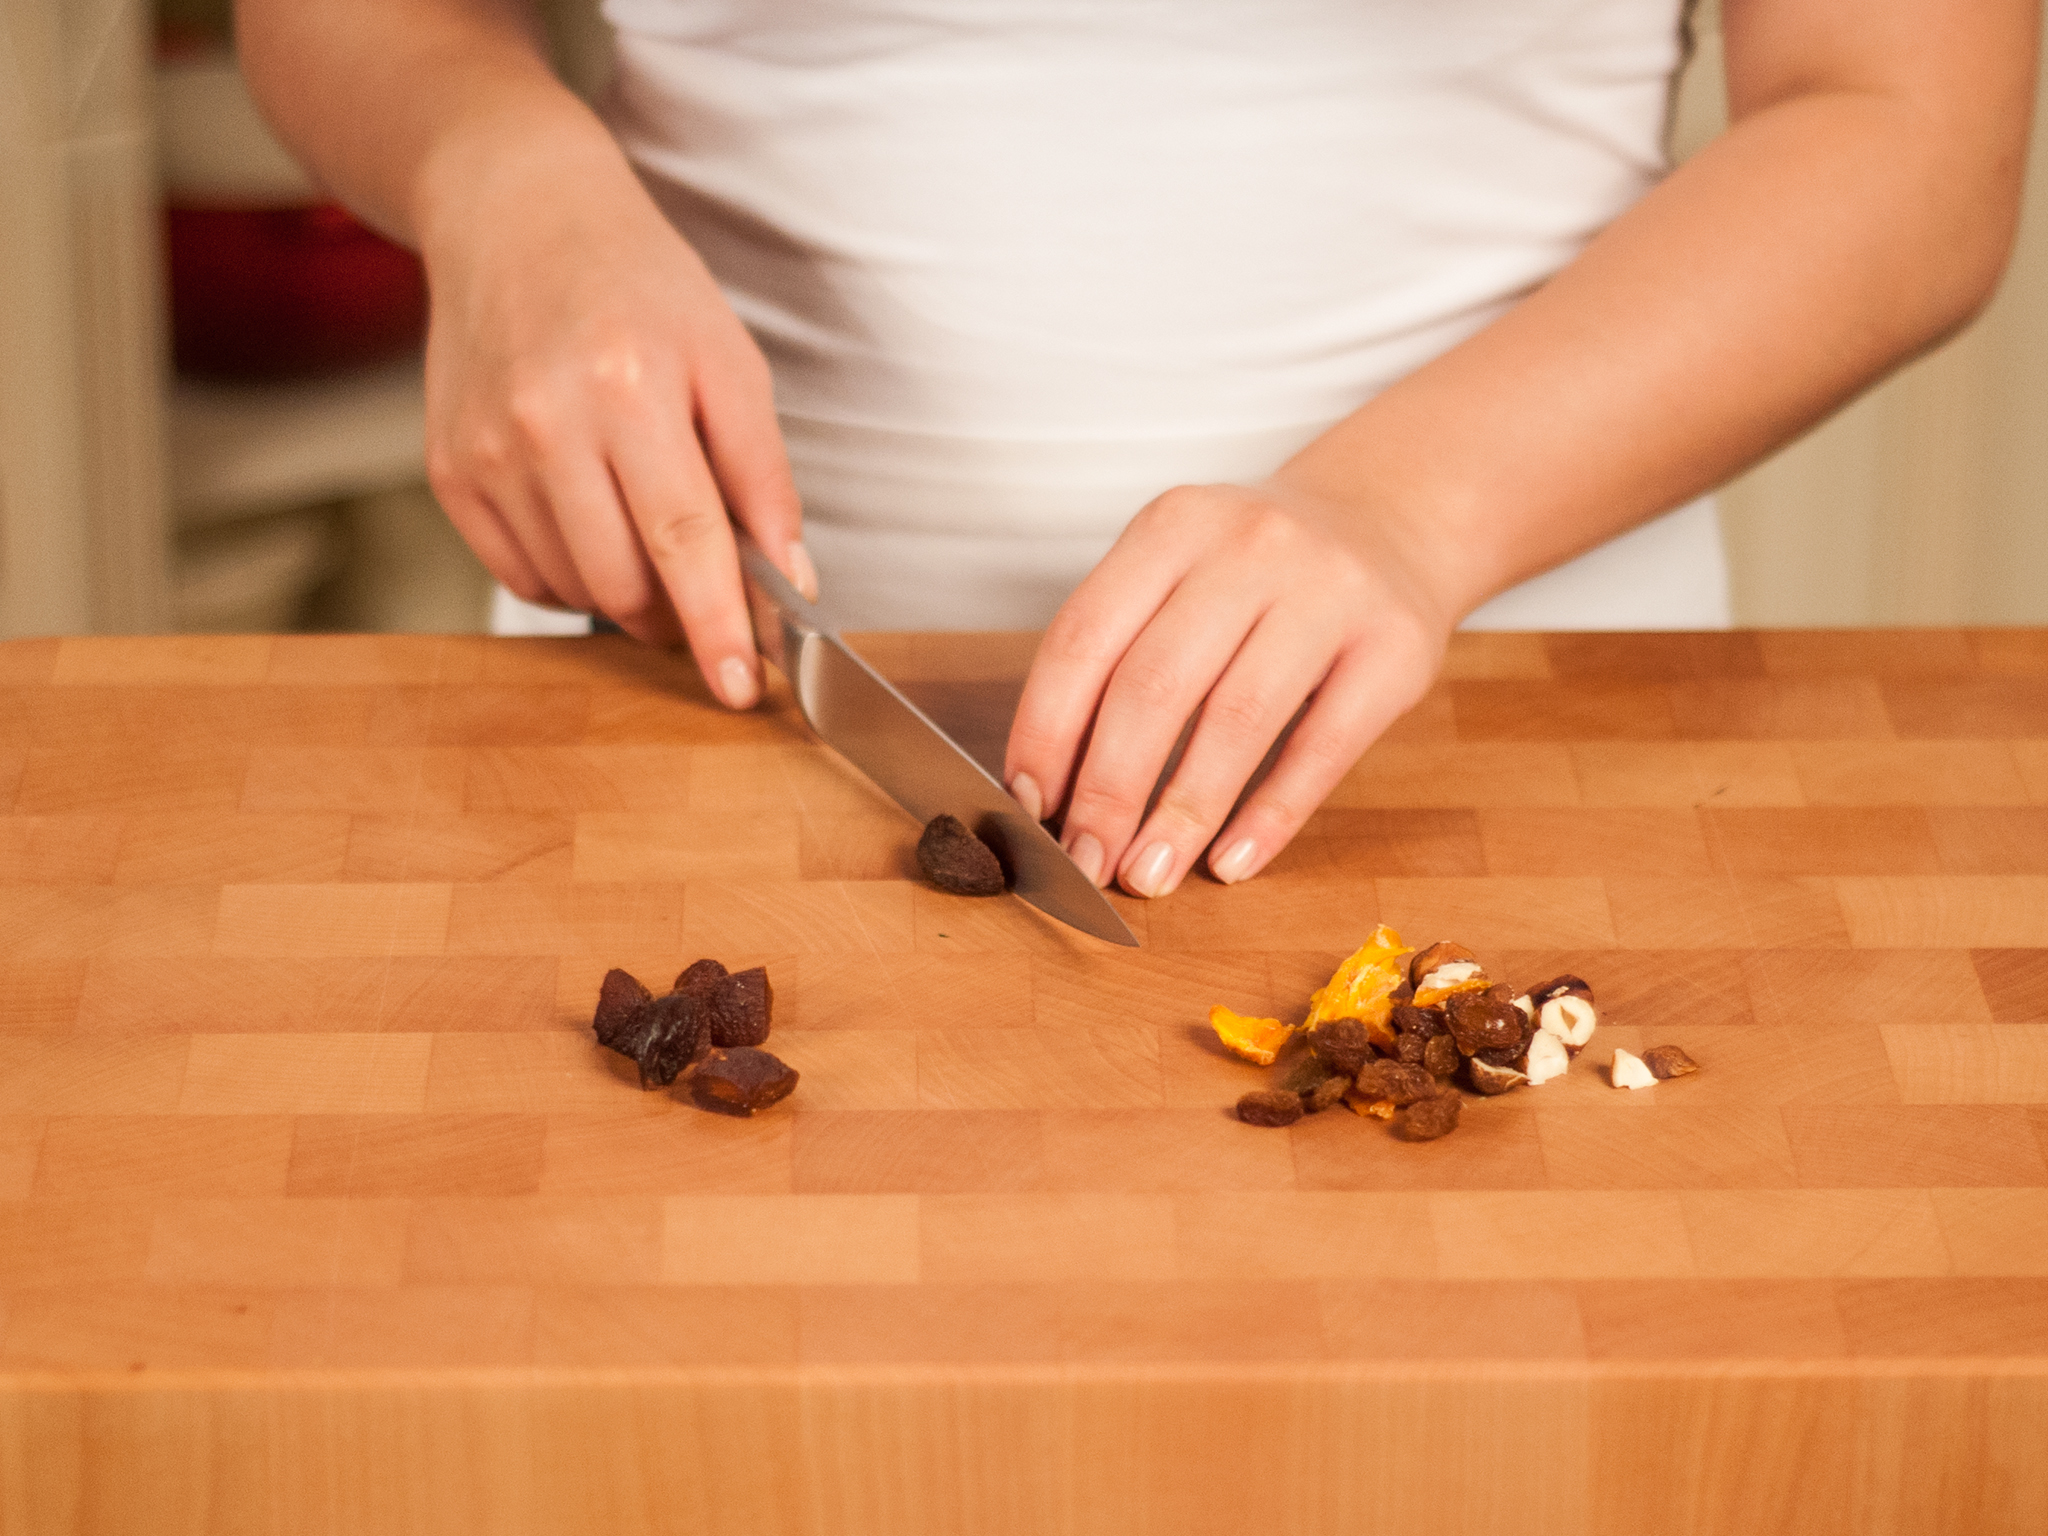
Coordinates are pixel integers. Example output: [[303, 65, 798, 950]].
[[238, 0, 2036, 898]]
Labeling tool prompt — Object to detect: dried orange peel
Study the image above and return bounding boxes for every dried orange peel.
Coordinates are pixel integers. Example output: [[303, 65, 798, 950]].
[[1304, 924, 1411, 1032], [1209, 1006, 1295, 1067]]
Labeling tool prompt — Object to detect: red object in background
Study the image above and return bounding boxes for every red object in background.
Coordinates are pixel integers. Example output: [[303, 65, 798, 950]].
[[165, 202, 428, 379]]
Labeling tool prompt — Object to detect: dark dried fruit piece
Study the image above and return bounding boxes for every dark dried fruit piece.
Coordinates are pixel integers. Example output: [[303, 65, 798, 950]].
[[1353, 1060, 1436, 1107], [1467, 1056, 1528, 1096], [707, 966, 774, 1048], [1305, 1075, 1351, 1114], [690, 1047, 800, 1115], [1394, 1031, 1429, 1067], [1422, 1033, 1461, 1078], [1237, 1088, 1304, 1127], [1391, 1003, 1445, 1040], [1530, 974, 1594, 1005], [1445, 991, 1524, 1056], [1643, 1044, 1701, 1080], [916, 813, 1007, 896], [1309, 1017, 1374, 1078], [1364, 1012, 1401, 1056], [674, 958, 728, 1000], [1282, 1051, 1340, 1096], [1394, 1093, 1461, 1141], [593, 968, 655, 1057], [636, 992, 703, 1089]]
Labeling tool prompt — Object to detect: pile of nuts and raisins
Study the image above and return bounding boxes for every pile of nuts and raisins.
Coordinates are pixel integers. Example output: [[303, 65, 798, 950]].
[[592, 959, 799, 1115], [1215, 927, 1698, 1140]]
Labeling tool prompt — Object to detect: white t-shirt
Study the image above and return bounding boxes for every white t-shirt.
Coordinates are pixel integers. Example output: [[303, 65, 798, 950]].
[[562, 0, 1731, 633]]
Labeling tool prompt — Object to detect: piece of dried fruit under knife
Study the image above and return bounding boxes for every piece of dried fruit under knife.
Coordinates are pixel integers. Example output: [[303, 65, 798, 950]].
[[916, 813, 1008, 895]]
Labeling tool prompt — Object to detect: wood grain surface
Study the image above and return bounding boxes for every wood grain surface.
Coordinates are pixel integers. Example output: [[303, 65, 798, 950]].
[[3, 628, 2047, 1536]]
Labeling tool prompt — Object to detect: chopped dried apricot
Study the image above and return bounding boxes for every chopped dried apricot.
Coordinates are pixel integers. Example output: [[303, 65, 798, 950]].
[[1305, 924, 1411, 1033], [1210, 1006, 1295, 1066]]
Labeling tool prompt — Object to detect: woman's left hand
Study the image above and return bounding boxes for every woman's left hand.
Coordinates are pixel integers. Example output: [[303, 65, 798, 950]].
[[1003, 479, 1456, 897]]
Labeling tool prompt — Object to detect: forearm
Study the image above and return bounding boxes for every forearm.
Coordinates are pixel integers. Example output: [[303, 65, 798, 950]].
[[235, 0, 628, 252], [1277, 3, 2037, 627]]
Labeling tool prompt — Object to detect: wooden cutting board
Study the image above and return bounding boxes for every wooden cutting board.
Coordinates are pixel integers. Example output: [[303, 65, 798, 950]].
[[3, 628, 2046, 1536]]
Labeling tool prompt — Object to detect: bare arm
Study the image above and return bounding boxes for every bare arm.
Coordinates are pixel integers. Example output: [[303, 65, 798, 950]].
[[1008, 0, 2038, 897], [237, 0, 812, 704], [1282, 0, 2037, 617]]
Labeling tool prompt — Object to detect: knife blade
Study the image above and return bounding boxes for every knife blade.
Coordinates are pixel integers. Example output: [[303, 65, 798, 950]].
[[735, 531, 1139, 947]]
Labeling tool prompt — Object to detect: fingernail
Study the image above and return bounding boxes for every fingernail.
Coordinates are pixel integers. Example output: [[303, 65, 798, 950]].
[[718, 655, 759, 709], [787, 541, 819, 601], [1211, 837, 1258, 885], [1064, 830, 1105, 887], [1009, 771, 1043, 822], [1125, 840, 1175, 898]]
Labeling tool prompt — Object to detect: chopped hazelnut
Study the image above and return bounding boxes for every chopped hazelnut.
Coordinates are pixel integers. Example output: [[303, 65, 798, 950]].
[[1408, 941, 1479, 990], [1530, 974, 1594, 1006], [1643, 1044, 1700, 1080], [1524, 1029, 1569, 1086], [1609, 1048, 1657, 1090], [1466, 1056, 1528, 1095], [1537, 994, 1598, 1051]]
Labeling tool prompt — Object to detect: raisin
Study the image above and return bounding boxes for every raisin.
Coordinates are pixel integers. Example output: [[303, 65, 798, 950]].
[[1391, 1003, 1445, 1039], [593, 968, 655, 1058], [707, 966, 774, 1048], [690, 1047, 800, 1115], [1237, 1088, 1304, 1127], [1305, 1075, 1351, 1114], [1643, 1044, 1701, 1080], [1353, 1060, 1435, 1107], [1282, 1051, 1340, 1097], [916, 813, 1007, 896], [1394, 1093, 1461, 1141], [1445, 991, 1523, 1056], [1309, 1017, 1374, 1078], [1394, 1031, 1429, 1067], [635, 992, 703, 1088], [1422, 1033, 1461, 1078], [674, 958, 728, 1000]]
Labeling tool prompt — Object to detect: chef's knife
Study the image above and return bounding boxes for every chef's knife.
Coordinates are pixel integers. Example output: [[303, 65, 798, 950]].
[[734, 531, 1139, 947]]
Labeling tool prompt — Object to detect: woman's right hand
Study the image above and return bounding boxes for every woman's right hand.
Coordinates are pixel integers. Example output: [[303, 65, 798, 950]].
[[416, 127, 810, 707]]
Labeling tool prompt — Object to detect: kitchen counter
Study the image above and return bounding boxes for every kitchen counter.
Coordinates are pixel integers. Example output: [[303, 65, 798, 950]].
[[2, 628, 2046, 1534]]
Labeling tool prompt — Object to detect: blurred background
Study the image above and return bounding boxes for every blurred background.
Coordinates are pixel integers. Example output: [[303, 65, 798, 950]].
[[2, 0, 2044, 638]]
